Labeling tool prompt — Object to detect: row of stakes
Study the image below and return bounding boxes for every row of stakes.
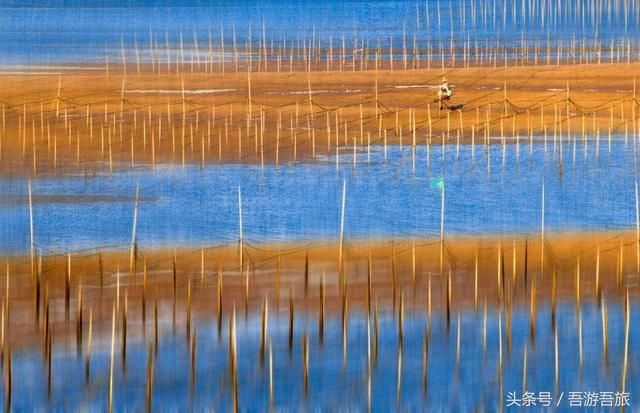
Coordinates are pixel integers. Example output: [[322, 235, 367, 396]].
[[90, 0, 640, 77], [2, 78, 640, 174], [2, 137, 637, 410], [95, 0, 640, 75], [104, 30, 640, 77], [0, 236, 635, 412]]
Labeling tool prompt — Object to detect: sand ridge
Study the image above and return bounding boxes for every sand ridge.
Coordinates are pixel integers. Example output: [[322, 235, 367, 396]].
[[0, 63, 639, 176]]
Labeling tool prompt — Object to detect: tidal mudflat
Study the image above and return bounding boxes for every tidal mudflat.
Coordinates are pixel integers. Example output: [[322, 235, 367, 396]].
[[1, 0, 640, 410]]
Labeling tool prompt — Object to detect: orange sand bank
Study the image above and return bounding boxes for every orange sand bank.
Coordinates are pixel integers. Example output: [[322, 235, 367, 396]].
[[1, 231, 638, 350], [1, 63, 639, 176]]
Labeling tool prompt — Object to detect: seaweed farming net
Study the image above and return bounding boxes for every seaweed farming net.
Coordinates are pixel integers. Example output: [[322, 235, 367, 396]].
[[2, 140, 639, 255]]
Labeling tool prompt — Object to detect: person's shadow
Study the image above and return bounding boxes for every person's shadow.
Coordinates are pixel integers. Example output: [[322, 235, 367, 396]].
[[443, 103, 464, 111]]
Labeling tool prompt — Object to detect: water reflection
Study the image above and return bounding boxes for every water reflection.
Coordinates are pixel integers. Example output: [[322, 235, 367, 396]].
[[5, 299, 637, 411], [2, 141, 638, 254]]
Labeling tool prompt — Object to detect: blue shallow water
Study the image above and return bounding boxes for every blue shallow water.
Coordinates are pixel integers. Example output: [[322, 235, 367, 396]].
[[3, 301, 638, 411], [0, 142, 638, 255], [0, 0, 638, 65]]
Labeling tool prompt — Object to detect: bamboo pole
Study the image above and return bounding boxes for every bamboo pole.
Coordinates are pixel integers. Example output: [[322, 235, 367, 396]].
[[154, 290, 158, 354], [65, 252, 71, 320], [302, 333, 309, 397], [129, 186, 139, 279], [398, 291, 404, 348], [319, 272, 325, 344], [455, 312, 461, 369], [621, 290, 630, 396], [288, 292, 294, 352], [145, 344, 154, 413], [341, 289, 348, 367], [4, 348, 10, 412], [260, 297, 268, 365], [76, 285, 83, 355], [238, 186, 243, 275], [439, 180, 445, 273], [85, 309, 92, 382], [396, 341, 402, 406], [46, 325, 51, 396], [474, 249, 479, 311], [422, 310, 429, 394], [230, 305, 238, 413], [601, 297, 608, 361], [268, 341, 273, 404], [186, 279, 192, 341], [339, 179, 346, 274], [28, 182, 35, 282], [190, 328, 196, 391], [108, 304, 116, 413]]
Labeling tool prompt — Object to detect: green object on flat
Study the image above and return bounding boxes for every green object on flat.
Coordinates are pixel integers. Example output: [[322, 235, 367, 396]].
[[431, 177, 444, 190]]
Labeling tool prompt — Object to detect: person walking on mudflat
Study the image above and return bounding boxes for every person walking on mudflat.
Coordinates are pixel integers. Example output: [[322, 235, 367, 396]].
[[437, 77, 453, 110]]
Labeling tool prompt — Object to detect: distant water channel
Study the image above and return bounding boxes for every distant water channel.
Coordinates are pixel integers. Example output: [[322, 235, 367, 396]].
[[1, 142, 638, 255]]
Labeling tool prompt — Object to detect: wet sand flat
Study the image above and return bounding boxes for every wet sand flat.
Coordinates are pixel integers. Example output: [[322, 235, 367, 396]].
[[2, 231, 638, 350], [0, 63, 639, 176]]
